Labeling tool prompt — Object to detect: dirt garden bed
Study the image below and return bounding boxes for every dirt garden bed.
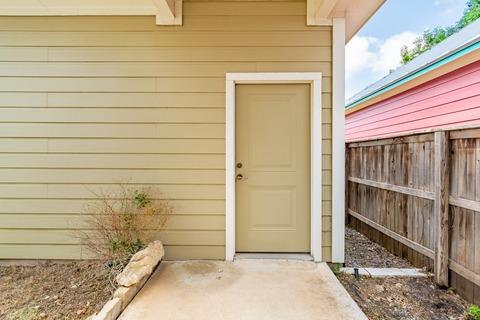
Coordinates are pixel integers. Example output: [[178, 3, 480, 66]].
[[339, 227, 470, 319], [0, 261, 118, 320]]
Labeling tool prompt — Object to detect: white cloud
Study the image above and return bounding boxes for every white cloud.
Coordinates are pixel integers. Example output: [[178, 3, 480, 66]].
[[345, 31, 419, 98], [345, 36, 377, 77], [373, 32, 419, 75]]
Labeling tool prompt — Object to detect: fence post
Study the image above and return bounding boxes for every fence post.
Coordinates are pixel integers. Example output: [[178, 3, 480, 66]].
[[434, 131, 450, 287]]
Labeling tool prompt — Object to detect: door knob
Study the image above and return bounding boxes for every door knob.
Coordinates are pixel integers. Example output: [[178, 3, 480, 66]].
[[236, 174, 244, 181]]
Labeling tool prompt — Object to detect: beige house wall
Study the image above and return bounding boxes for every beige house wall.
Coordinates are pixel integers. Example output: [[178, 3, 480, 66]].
[[0, 0, 333, 261]]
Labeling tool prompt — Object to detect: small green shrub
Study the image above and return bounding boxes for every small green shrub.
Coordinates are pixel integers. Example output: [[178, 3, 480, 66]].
[[77, 185, 172, 269], [466, 305, 480, 320]]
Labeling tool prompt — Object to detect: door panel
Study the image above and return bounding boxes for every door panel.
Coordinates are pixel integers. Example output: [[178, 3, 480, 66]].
[[235, 84, 310, 253]]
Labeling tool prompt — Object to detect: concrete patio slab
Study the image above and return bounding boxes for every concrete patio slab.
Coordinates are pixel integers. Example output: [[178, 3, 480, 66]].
[[118, 259, 367, 320]]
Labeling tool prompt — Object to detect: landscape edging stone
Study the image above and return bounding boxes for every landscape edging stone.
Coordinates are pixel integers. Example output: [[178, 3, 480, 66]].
[[90, 241, 165, 320]]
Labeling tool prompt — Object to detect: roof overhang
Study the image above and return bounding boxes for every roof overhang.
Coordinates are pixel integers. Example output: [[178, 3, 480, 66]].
[[0, 0, 383, 37], [307, 0, 385, 42], [0, 0, 182, 25]]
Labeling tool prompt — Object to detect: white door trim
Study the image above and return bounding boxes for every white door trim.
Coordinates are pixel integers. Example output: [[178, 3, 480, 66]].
[[225, 72, 323, 262]]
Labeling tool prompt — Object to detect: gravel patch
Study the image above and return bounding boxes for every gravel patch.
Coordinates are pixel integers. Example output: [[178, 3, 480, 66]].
[[345, 227, 412, 268]]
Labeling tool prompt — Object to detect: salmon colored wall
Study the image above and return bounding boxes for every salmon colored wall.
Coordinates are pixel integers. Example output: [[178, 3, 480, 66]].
[[346, 60, 480, 142]]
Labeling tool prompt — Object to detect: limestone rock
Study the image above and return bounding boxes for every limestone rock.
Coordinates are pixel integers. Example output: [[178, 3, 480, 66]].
[[113, 274, 149, 309], [116, 240, 164, 287], [92, 298, 121, 320]]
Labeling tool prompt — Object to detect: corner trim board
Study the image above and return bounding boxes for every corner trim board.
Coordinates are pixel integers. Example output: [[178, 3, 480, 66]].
[[332, 18, 346, 263]]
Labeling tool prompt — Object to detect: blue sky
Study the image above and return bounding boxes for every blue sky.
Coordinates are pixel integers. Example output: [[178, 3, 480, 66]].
[[346, 0, 467, 99]]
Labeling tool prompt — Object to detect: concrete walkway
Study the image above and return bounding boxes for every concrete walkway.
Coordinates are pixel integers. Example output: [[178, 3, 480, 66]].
[[119, 259, 367, 320]]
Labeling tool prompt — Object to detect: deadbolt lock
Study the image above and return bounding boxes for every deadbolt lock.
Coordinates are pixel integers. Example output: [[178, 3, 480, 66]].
[[236, 162, 243, 168]]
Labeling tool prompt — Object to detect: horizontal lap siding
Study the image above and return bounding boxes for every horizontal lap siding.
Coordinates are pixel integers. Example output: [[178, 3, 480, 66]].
[[0, 0, 333, 260], [346, 60, 480, 142]]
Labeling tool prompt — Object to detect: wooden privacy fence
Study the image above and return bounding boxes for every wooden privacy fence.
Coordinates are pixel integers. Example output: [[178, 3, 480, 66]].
[[346, 127, 480, 304]]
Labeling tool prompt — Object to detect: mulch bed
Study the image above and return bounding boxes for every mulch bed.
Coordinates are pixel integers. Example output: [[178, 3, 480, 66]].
[[340, 227, 470, 320], [338, 275, 469, 320], [0, 261, 117, 320]]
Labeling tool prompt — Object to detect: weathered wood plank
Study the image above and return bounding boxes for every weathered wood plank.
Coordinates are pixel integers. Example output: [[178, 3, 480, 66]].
[[418, 142, 426, 190], [345, 148, 350, 225], [450, 205, 459, 266], [449, 196, 480, 212], [434, 131, 450, 287], [348, 177, 435, 200], [476, 139, 480, 202], [475, 208, 480, 280], [466, 139, 477, 201], [457, 208, 468, 267], [450, 259, 480, 287], [465, 209, 476, 272], [347, 133, 433, 148], [450, 128, 480, 140], [458, 139, 468, 199], [450, 139, 459, 197]]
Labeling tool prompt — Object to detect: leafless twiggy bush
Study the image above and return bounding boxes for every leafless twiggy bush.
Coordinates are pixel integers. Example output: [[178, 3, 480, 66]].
[[76, 185, 172, 272]]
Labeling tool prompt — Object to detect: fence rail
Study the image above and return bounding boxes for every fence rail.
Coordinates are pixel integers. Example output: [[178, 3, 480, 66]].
[[346, 127, 480, 304]]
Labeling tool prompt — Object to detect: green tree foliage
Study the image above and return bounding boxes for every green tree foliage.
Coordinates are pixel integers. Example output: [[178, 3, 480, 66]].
[[400, 0, 480, 64]]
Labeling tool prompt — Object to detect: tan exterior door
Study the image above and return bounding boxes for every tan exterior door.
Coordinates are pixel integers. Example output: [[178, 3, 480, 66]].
[[235, 84, 310, 253]]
